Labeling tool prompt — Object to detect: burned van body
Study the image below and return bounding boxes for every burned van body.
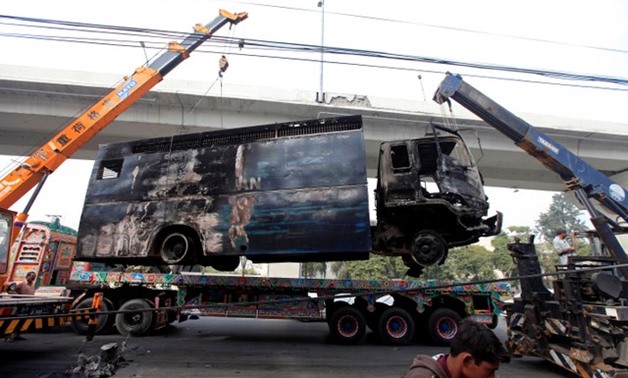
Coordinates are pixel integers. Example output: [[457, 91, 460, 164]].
[[76, 116, 500, 276]]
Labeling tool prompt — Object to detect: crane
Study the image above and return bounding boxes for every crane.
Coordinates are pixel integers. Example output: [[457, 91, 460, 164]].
[[0, 9, 247, 286]]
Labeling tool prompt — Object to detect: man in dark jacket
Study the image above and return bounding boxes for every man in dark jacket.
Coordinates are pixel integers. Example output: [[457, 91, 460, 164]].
[[404, 319, 510, 378]]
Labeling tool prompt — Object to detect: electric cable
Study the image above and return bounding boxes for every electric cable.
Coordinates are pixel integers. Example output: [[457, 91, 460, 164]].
[[0, 14, 626, 88]]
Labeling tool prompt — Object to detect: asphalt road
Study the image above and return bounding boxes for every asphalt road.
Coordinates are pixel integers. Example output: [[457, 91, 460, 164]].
[[0, 316, 571, 378]]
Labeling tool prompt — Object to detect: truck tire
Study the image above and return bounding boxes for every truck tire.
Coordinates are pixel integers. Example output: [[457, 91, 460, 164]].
[[327, 306, 366, 344], [160, 232, 193, 265], [428, 308, 462, 346], [115, 299, 154, 336], [377, 307, 415, 345], [70, 297, 112, 335], [411, 230, 447, 267]]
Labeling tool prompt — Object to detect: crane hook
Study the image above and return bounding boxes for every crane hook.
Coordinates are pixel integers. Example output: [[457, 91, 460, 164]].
[[219, 55, 229, 77]]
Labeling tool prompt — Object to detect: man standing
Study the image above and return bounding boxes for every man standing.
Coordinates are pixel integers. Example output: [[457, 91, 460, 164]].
[[553, 229, 576, 265], [403, 319, 510, 378]]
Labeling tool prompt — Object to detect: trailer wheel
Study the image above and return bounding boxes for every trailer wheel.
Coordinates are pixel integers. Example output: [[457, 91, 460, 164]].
[[160, 232, 192, 264], [70, 297, 111, 335], [327, 306, 366, 344], [115, 299, 154, 336], [428, 308, 462, 346], [377, 307, 415, 345]]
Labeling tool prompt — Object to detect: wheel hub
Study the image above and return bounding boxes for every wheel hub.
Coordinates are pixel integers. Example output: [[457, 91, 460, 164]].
[[411, 232, 446, 267]]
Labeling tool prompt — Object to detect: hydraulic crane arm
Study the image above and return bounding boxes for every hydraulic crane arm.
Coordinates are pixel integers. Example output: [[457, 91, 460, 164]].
[[433, 73, 627, 265], [0, 9, 247, 213]]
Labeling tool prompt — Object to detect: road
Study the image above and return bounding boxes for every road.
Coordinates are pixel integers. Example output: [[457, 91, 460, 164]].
[[0, 316, 570, 378]]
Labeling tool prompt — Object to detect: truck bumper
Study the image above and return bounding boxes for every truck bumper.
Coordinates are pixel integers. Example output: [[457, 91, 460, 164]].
[[482, 211, 503, 237]]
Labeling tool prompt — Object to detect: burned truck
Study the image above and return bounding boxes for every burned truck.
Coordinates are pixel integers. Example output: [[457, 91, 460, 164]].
[[76, 116, 500, 276]]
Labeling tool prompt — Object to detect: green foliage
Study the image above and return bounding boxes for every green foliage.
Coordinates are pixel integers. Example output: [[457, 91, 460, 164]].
[[423, 244, 502, 281], [535, 193, 587, 241], [328, 255, 406, 280], [490, 226, 533, 277], [301, 262, 327, 278]]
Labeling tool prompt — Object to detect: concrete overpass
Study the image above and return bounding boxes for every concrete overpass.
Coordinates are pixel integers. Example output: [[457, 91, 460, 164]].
[[0, 64, 627, 192]]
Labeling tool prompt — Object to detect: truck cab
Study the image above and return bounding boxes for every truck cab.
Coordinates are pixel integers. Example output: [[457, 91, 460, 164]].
[[373, 126, 501, 274], [0, 209, 14, 287]]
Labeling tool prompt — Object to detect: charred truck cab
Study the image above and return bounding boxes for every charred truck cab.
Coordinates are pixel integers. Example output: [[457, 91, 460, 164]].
[[374, 125, 501, 274], [76, 116, 500, 276]]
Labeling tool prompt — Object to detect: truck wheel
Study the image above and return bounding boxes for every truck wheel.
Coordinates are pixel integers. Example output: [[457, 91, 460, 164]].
[[160, 232, 192, 264], [115, 299, 154, 336], [428, 308, 461, 346], [70, 297, 111, 335], [377, 307, 415, 345], [411, 230, 447, 267], [327, 306, 366, 344]]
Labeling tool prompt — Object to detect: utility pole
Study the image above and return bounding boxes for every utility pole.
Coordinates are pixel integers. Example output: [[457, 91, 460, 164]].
[[317, 0, 325, 103]]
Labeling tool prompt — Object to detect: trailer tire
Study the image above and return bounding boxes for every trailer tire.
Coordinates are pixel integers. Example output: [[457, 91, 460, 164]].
[[428, 308, 461, 346], [377, 307, 415, 345], [70, 297, 111, 335], [327, 306, 366, 344], [115, 299, 154, 336]]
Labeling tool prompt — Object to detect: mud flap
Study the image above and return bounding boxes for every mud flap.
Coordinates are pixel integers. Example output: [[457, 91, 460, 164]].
[[153, 296, 170, 331]]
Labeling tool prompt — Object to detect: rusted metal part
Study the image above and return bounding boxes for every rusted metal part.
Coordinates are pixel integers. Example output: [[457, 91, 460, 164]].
[[506, 238, 628, 377]]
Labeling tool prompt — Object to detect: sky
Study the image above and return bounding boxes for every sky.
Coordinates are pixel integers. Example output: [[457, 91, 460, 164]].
[[1, 0, 626, 231]]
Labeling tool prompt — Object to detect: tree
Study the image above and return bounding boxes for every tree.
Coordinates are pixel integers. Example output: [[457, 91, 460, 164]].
[[326, 256, 406, 280], [535, 193, 587, 242], [422, 244, 501, 281], [490, 226, 532, 278], [301, 262, 327, 278]]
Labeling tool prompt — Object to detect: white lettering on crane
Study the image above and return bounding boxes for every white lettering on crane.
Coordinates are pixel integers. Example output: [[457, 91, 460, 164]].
[[609, 184, 626, 203], [537, 136, 559, 155], [116, 79, 138, 100], [1, 178, 22, 186]]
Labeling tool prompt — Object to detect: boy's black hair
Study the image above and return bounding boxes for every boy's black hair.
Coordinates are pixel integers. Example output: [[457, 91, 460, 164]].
[[449, 319, 511, 364]]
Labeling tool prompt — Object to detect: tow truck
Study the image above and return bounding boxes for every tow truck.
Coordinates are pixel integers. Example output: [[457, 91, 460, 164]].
[[0, 8, 248, 336], [434, 73, 628, 378]]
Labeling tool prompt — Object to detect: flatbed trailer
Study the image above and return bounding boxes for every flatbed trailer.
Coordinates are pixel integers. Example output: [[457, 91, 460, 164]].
[[67, 263, 510, 345]]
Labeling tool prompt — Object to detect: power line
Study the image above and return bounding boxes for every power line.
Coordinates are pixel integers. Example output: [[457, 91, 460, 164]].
[[1, 14, 627, 89], [232, 1, 628, 55]]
